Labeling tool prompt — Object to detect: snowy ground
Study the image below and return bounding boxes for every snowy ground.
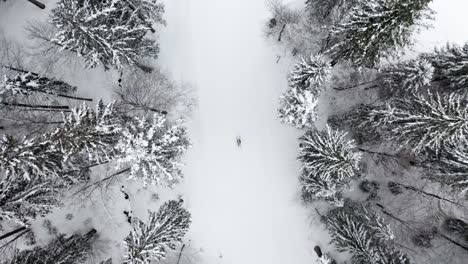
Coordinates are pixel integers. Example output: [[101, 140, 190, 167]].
[[1, 0, 468, 263], [158, 1, 317, 263]]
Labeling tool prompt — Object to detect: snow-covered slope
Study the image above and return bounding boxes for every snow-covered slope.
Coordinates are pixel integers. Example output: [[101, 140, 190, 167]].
[[158, 0, 317, 263], [1, 0, 468, 263]]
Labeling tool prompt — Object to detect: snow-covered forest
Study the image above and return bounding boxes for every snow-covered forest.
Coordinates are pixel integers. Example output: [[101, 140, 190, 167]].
[[0, 0, 467, 263]]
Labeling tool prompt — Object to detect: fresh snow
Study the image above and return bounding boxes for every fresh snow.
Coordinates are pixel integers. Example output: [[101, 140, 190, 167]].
[[1, 0, 468, 263], [158, 1, 316, 263]]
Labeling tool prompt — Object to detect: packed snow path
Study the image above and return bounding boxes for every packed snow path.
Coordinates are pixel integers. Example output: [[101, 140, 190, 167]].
[[159, 1, 316, 263]]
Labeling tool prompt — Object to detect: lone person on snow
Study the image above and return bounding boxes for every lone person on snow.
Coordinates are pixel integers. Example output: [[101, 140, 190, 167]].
[[236, 136, 242, 147]]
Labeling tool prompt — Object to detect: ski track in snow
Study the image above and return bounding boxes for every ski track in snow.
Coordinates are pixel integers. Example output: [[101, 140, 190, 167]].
[[158, 1, 317, 263]]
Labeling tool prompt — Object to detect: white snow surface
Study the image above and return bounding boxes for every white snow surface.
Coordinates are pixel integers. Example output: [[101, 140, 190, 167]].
[[1, 0, 468, 263], [158, 1, 316, 263]]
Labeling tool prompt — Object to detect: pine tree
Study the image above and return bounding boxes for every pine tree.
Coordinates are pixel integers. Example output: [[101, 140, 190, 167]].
[[298, 126, 361, 205], [0, 102, 120, 225], [50, 0, 165, 69], [0, 71, 92, 101], [288, 54, 331, 89], [279, 54, 330, 129], [324, 200, 410, 264], [428, 141, 468, 197], [0, 101, 120, 181], [0, 135, 64, 181], [278, 87, 319, 129], [305, 0, 358, 24], [6, 229, 97, 264], [116, 114, 190, 187], [124, 200, 191, 264], [0, 175, 63, 226], [50, 100, 122, 164], [1, 72, 75, 97], [424, 42, 468, 90], [380, 57, 434, 95], [362, 93, 468, 154], [327, 0, 433, 68]]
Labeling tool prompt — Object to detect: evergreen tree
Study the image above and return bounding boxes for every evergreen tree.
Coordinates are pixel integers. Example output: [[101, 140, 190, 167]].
[[288, 54, 331, 89], [0, 175, 63, 226], [5, 229, 97, 264], [278, 86, 319, 129], [279, 54, 330, 129], [298, 126, 361, 205], [50, 100, 122, 164], [380, 57, 434, 95], [362, 93, 468, 154], [50, 0, 165, 69], [424, 42, 468, 91], [0, 135, 64, 181], [116, 114, 190, 187], [327, 0, 433, 68], [0, 102, 120, 225], [428, 141, 468, 198], [1, 72, 75, 97], [305, 0, 358, 24], [124, 200, 191, 264], [324, 200, 410, 264], [0, 101, 120, 181], [0, 71, 92, 101]]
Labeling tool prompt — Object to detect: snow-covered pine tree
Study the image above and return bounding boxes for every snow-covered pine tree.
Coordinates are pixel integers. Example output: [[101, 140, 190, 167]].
[[50, 100, 122, 165], [0, 135, 64, 181], [288, 54, 331, 89], [298, 126, 361, 205], [362, 92, 468, 154], [123, 200, 191, 264], [327, 0, 433, 68], [50, 0, 165, 69], [278, 86, 319, 129], [116, 114, 190, 187], [6, 229, 97, 264], [279, 54, 330, 129], [427, 141, 468, 198], [0, 101, 120, 182], [324, 200, 410, 264], [380, 57, 434, 95], [0, 72, 76, 97], [0, 175, 63, 226], [305, 0, 358, 24], [0, 71, 91, 101], [424, 42, 468, 91]]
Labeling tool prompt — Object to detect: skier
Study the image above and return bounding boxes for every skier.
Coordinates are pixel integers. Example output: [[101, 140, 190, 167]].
[[236, 136, 242, 147]]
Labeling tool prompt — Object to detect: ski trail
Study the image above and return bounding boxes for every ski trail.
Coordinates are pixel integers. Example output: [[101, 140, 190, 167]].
[[160, 1, 317, 264]]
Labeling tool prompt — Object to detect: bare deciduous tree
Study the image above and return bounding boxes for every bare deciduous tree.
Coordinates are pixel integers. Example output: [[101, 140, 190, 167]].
[[115, 67, 196, 118]]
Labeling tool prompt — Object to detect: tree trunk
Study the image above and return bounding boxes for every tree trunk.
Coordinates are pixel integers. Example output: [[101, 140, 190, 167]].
[[376, 203, 468, 252], [1, 102, 69, 110], [27, 0, 46, 9], [147, 107, 168, 115], [0, 226, 29, 241], [357, 147, 399, 159], [278, 24, 286, 42], [394, 182, 462, 206], [176, 244, 186, 264], [56, 93, 93, 102], [0, 65, 39, 76], [135, 62, 153, 73], [333, 79, 378, 91]]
